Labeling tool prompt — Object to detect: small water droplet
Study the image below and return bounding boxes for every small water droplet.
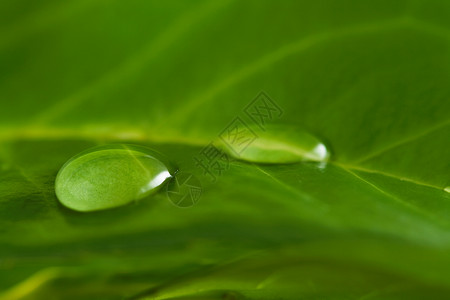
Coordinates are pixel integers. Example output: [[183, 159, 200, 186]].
[[218, 124, 330, 164], [55, 144, 175, 212], [445, 186, 450, 193]]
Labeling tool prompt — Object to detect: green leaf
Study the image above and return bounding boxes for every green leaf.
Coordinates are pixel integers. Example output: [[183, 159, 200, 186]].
[[0, 0, 449, 299]]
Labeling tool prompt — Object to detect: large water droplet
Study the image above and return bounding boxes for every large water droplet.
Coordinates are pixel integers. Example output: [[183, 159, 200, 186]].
[[55, 144, 175, 212], [218, 124, 330, 164]]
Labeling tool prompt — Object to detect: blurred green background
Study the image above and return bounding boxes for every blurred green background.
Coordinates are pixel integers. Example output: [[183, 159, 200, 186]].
[[0, 0, 449, 299]]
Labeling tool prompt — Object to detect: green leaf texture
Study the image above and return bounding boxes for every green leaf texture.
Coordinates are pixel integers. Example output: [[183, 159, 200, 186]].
[[0, 0, 449, 299]]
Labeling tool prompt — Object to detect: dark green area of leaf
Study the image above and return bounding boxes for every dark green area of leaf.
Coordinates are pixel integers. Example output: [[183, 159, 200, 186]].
[[0, 0, 449, 299]]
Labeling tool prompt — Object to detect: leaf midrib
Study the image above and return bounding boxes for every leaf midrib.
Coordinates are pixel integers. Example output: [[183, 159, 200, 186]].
[[0, 118, 446, 192]]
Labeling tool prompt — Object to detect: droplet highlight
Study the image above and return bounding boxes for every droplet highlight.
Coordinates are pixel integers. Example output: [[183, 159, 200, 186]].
[[55, 144, 175, 212], [218, 124, 330, 164], [445, 186, 450, 193]]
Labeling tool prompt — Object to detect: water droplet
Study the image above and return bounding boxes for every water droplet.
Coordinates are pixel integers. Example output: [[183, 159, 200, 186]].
[[445, 186, 450, 193], [55, 144, 175, 212], [218, 124, 330, 164]]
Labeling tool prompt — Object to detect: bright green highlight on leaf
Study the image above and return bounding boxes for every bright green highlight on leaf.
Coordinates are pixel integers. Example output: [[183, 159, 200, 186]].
[[55, 144, 174, 212], [219, 124, 330, 164]]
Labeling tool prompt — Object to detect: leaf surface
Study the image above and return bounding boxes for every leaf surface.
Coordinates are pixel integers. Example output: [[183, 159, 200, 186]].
[[0, 0, 449, 299]]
